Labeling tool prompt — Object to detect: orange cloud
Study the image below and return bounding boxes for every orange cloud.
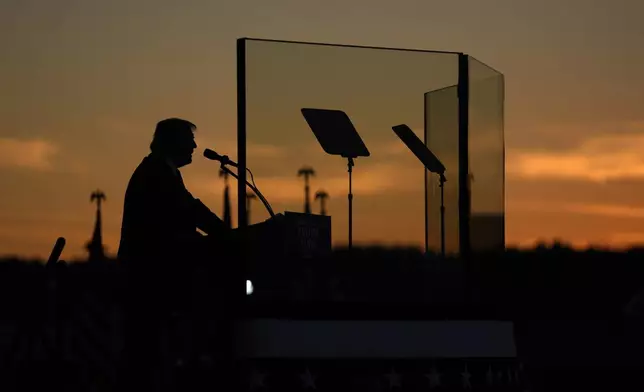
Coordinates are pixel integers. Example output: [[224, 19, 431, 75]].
[[205, 127, 425, 160], [509, 199, 644, 219], [196, 138, 288, 160], [189, 161, 420, 203], [300, 140, 412, 157], [507, 133, 644, 182], [565, 203, 644, 219], [609, 232, 644, 247], [0, 219, 92, 260], [0, 137, 58, 170]]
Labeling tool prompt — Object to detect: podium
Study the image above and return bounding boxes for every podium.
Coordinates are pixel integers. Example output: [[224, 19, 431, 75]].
[[244, 211, 332, 263]]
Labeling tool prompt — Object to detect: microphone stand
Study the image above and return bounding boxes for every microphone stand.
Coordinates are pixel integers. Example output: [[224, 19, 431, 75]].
[[219, 164, 275, 218]]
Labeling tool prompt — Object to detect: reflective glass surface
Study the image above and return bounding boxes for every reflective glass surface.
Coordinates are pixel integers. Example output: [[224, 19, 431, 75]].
[[468, 57, 505, 253]]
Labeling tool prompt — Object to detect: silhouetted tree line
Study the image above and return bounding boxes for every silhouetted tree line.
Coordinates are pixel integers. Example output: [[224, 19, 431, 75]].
[[3, 244, 644, 315], [2, 245, 644, 391]]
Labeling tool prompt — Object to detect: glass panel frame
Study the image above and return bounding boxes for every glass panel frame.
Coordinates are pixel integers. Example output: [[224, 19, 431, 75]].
[[467, 56, 505, 254], [235, 38, 505, 318], [237, 38, 460, 246]]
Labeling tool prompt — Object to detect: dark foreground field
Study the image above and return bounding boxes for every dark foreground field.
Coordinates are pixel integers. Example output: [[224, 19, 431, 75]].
[[1, 245, 644, 391]]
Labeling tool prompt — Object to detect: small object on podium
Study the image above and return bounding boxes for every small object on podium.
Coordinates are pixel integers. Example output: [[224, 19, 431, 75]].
[[245, 211, 331, 261], [283, 211, 331, 259]]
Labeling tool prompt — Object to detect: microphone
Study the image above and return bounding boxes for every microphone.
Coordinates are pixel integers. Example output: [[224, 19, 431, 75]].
[[203, 148, 276, 217], [203, 148, 238, 167]]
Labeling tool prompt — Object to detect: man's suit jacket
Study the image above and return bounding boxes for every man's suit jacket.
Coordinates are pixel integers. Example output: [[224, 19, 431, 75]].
[[117, 153, 228, 272]]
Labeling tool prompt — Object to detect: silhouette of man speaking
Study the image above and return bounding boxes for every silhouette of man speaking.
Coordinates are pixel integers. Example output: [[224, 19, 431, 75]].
[[118, 117, 229, 264], [117, 118, 232, 390]]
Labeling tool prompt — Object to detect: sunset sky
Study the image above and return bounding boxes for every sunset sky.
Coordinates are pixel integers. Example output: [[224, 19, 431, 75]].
[[1, 0, 643, 260]]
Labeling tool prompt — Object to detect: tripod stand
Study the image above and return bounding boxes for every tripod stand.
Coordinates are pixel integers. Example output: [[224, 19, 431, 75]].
[[301, 108, 370, 250], [392, 124, 448, 258]]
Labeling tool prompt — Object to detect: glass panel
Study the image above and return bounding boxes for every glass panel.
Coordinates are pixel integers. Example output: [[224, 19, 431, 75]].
[[468, 57, 505, 253], [241, 39, 459, 306], [424, 86, 460, 256]]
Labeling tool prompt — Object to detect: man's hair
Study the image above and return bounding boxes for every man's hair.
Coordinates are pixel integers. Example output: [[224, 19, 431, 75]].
[[150, 118, 196, 154]]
